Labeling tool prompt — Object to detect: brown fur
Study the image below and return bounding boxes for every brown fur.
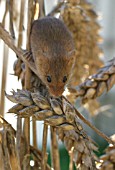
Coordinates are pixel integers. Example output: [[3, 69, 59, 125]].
[[30, 17, 75, 96]]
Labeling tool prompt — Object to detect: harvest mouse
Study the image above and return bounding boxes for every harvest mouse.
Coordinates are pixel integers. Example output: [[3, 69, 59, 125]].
[[30, 17, 75, 97]]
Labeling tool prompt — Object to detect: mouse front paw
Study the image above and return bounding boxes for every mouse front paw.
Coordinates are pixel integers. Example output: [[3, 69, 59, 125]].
[[23, 50, 34, 62]]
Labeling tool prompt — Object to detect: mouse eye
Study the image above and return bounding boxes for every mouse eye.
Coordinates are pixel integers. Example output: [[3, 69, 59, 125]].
[[47, 75, 52, 83], [63, 76, 67, 83]]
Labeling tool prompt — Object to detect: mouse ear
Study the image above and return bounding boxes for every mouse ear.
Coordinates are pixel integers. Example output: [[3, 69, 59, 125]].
[[67, 49, 76, 57], [66, 49, 76, 63], [65, 50, 76, 70]]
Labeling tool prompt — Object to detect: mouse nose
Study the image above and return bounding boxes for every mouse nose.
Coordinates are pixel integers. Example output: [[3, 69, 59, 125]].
[[49, 86, 64, 97]]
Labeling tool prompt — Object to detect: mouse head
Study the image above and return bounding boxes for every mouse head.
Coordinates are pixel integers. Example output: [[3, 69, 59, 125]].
[[35, 50, 75, 97]]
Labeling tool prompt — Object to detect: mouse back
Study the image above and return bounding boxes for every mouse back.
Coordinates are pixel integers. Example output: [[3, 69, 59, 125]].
[[30, 17, 75, 96]]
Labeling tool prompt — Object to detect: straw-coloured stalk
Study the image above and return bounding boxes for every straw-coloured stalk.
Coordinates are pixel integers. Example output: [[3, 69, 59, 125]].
[[0, 44, 9, 116], [41, 123, 48, 170], [50, 126, 60, 170]]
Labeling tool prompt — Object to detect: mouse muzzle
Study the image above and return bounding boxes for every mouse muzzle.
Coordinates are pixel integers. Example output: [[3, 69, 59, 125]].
[[49, 85, 64, 97]]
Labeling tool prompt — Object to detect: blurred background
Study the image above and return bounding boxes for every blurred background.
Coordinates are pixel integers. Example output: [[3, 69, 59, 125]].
[[0, 0, 115, 169], [87, 0, 115, 147]]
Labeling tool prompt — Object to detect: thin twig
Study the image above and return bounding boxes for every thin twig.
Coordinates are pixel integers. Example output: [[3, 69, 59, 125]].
[[38, 0, 45, 17], [0, 44, 8, 116], [69, 147, 74, 170], [75, 108, 115, 145], [16, 116, 22, 166], [62, 96, 115, 145], [25, 0, 34, 90], [17, 0, 25, 47], [16, 0, 25, 167], [50, 126, 60, 170], [23, 118, 30, 169], [8, 0, 15, 38], [2, 0, 8, 26], [29, 2, 37, 148], [32, 118, 37, 148], [41, 123, 48, 170], [23, 1, 34, 169], [0, 1, 9, 117]]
